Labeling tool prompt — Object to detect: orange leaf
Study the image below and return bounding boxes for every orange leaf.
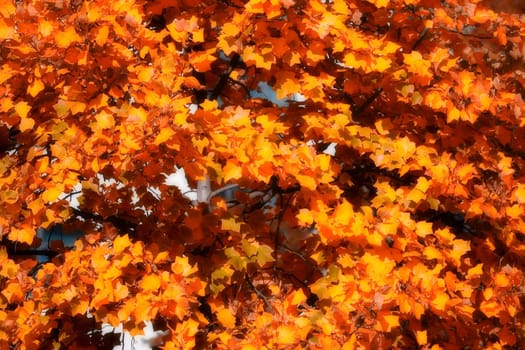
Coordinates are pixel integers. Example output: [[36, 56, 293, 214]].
[[423, 246, 442, 260], [223, 159, 243, 182], [480, 299, 501, 318], [39, 20, 54, 37], [296, 209, 314, 226], [494, 272, 510, 288], [154, 127, 175, 145], [96, 26, 109, 46], [141, 274, 161, 292], [216, 308, 236, 328], [182, 76, 202, 89], [0, 18, 15, 39], [8, 226, 34, 244], [289, 289, 307, 306], [375, 312, 399, 332], [296, 174, 317, 191], [15, 101, 31, 119], [511, 185, 525, 204], [27, 79, 45, 97], [431, 292, 449, 311], [42, 187, 63, 202], [276, 324, 298, 345], [449, 239, 470, 266], [55, 26, 83, 48], [466, 263, 483, 279], [415, 221, 433, 238], [415, 330, 427, 345], [494, 26, 507, 45], [113, 235, 132, 254], [1, 282, 24, 302]]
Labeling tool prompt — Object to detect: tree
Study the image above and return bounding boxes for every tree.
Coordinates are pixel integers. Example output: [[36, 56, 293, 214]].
[[1, 0, 524, 348]]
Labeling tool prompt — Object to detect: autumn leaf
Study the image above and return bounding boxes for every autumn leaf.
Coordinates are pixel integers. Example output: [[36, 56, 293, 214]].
[[415, 330, 427, 345], [113, 235, 132, 255], [8, 226, 35, 245], [216, 308, 236, 328], [141, 274, 161, 292], [95, 26, 109, 46], [55, 26, 83, 48], [154, 127, 176, 145]]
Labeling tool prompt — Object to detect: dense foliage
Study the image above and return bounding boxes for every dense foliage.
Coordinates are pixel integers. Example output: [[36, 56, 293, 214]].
[[1, 0, 525, 348]]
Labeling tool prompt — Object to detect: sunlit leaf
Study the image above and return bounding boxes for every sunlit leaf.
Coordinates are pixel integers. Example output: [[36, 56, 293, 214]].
[[8, 226, 34, 244], [55, 26, 83, 48], [415, 330, 427, 345], [141, 274, 161, 292], [113, 235, 132, 255], [217, 308, 236, 328]]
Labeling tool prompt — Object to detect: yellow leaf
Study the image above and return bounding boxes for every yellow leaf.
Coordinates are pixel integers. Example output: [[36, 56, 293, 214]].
[[254, 244, 274, 266], [221, 218, 241, 233], [242, 346, 257, 350], [415, 221, 433, 237], [318, 154, 331, 172], [494, 272, 510, 288], [93, 111, 114, 130], [0, 18, 15, 39], [113, 234, 132, 255], [483, 287, 494, 300], [166, 21, 187, 43], [55, 26, 83, 48], [141, 274, 161, 292], [457, 70, 474, 96], [375, 118, 393, 136], [511, 185, 525, 204], [376, 312, 399, 332], [425, 90, 447, 110], [71, 299, 89, 316], [447, 107, 461, 123], [431, 292, 449, 311], [137, 66, 155, 83], [362, 253, 396, 284], [466, 263, 483, 279], [407, 177, 430, 203], [67, 101, 87, 115], [480, 299, 501, 318], [223, 159, 243, 182], [1, 282, 24, 303], [221, 22, 240, 37], [333, 200, 354, 225], [423, 246, 442, 260], [27, 79, 45, 97], [289, 289, 307, 306], [96, 26, 109, 46], [217, 308, 236, 328], [276, 324, 297, 345], [104, 266, 121, 280], [403, 51, 432, 82], [42, 187, 63, 202], [8, 226, 34, 244], [15, 101, 31, 119], [39, 20, 54, 37], [1, 190, 19, 204], [415, 330, 428, 345], [506, 205, 521, 219], [449, 239, 470, 266], [296, 174, 316, 191], [154, 251, 170, 264], [154, 127, 175, 145], [297, 209, 314, 226]]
